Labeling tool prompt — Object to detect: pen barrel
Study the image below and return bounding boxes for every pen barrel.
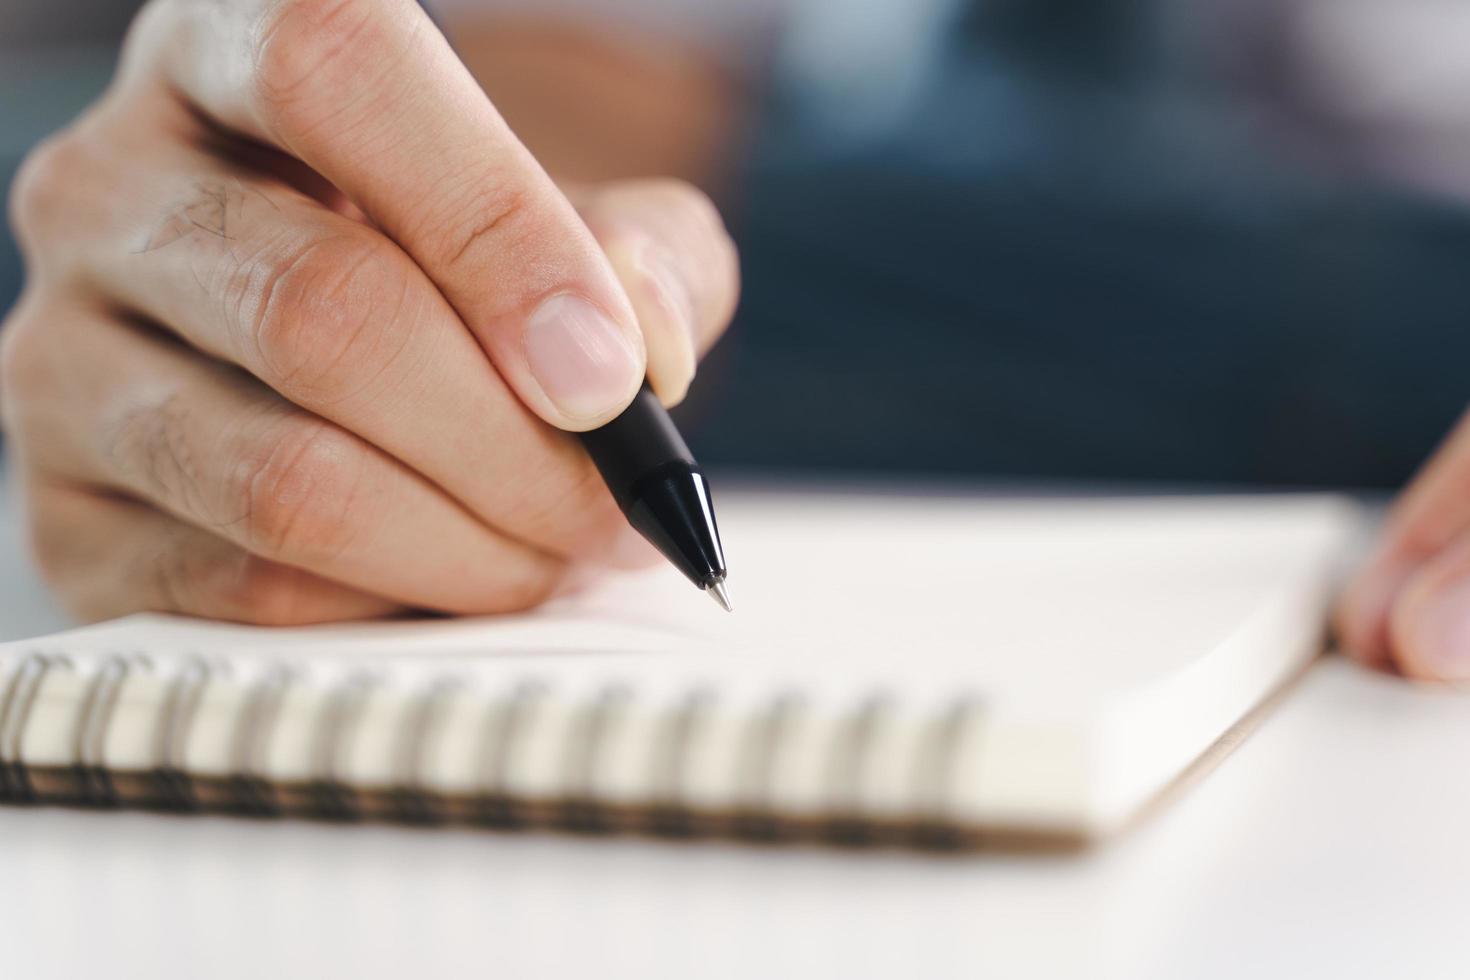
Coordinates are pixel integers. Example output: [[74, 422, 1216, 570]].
[[578, 385, 694, 510], [577, 384, 727, 589]]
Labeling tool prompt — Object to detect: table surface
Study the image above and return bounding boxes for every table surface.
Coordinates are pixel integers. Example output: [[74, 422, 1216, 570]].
[[2, 472, 1467, 980]]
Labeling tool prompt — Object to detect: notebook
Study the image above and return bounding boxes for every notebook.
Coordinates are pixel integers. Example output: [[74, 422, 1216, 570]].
[[0, 491, 1361, 848]]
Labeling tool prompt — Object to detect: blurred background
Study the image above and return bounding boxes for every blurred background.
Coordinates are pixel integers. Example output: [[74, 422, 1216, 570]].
[[4, 0, 1470, 489]]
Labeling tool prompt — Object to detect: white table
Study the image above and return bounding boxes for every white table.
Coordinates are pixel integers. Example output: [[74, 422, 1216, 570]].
[[2, 472, 1467, 980]]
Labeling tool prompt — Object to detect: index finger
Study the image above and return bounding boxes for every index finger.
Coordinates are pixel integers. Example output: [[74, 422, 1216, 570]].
[[127, 0, 646, 430]]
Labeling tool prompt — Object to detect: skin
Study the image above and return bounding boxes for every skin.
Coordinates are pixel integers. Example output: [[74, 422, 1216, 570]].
[[0, 0, 738, 624]]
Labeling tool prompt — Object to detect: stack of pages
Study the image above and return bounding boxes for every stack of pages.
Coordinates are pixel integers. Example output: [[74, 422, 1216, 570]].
[[0, 492, 1360, 848]]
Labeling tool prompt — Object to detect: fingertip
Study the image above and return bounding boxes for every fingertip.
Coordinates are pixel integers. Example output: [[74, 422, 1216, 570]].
[[1333, 559, 1403, 669], [1388, 562, 1470, 683]]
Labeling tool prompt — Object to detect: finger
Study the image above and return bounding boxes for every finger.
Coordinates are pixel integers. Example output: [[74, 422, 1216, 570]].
[[1334, 550, 1402, 671], [61, 144, 637, 566], [1335, 408, 1470, 667], [1386, 531, 1470, 682], [570, 180, 740, 406], [129, 0, 648, 430], [7, 303, 566, 614], [25, 475, 401, 624]]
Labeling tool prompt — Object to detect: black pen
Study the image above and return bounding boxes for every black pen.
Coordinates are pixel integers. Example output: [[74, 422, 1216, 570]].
[[578, 384, 730, 611]]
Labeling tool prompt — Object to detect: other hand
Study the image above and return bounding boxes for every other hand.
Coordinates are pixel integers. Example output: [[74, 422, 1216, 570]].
[[1338, 410, 1470, 681]]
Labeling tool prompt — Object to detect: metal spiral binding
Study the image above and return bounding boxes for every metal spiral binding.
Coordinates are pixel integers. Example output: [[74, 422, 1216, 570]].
[[1, 647, 985, 849], [824, 694, 893, 845], [151, 657, 212, 810], [391, 676, 463, 824], [646, 687, 715, 837], [560, 683, 632, 833], [229, 665, 296, 816], [0, 654, 38, 801], [910, 697, 981, 849], [0, 654, 69, 803], [474, 679, 548, 828], [733, 691, 805, 840], [307, 671, 377, 821], [71, 655, 141, 806]]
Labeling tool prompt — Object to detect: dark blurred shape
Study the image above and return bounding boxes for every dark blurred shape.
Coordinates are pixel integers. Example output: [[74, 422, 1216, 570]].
[[684, 0, 1470, 489], [1, 0, 144, 45], [963, 0, 1157, 78], [3, 0, 1470, 491]]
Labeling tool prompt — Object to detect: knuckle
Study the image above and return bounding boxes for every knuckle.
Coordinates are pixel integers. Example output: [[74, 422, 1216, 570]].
[[105, 385, 208, 512], [8, 130, 88, 250], [0, 301, 52, 425], [0, 302, 61, 431], [21, 483, 98, 618], [246, 233, 410, 403], [117, 0, 181, 81], [253, 0, 386, 133], [25, 505, 70, 591], [234, 420, 364, 562]]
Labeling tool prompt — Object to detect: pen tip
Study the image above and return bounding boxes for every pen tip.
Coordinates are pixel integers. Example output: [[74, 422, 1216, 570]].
[[707, 579, 732, 613]]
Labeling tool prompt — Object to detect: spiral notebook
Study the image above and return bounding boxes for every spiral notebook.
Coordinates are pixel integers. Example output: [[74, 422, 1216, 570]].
[[0, 492, 1360, 848]]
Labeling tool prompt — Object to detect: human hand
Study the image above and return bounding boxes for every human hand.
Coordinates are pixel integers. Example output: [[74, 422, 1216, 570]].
[[0, 0, 738, 624], [1337, 411, 1470, 680]]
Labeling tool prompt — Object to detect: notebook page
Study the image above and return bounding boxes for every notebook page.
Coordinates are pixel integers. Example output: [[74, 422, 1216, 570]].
[[11, 492, 1358, 704], [0, 491, 1361, 837]]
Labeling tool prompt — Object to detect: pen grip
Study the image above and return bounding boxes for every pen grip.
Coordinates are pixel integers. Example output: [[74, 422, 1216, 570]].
[[578, 384, 695, 509]]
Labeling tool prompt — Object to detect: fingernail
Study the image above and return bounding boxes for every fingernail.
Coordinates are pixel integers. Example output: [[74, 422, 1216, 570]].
[[1402, 575, 1470, 680], [524, 294, 642, 422]]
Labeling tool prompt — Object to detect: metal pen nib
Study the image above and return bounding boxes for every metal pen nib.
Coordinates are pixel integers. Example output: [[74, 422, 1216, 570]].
[[707, 579, 732, 613]]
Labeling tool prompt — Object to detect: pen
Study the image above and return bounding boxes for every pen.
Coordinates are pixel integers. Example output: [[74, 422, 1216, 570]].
[[578, 384, 731, 611]]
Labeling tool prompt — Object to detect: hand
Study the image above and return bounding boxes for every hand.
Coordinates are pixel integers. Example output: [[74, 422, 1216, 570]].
[[0, 0, 739, 624], [1337, 410, 1470, 681]]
